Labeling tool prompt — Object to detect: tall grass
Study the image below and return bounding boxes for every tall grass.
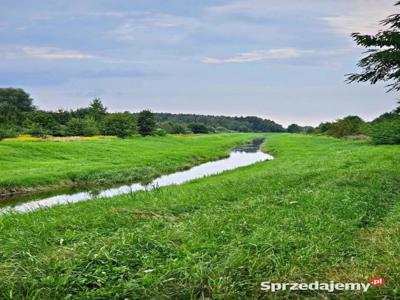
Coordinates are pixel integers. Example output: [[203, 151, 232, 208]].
[[0, 133, 259, 194], [0, 134, 399, 298]]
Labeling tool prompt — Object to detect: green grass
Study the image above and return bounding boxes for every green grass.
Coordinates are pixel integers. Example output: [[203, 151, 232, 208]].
[[0, 134, 399, 299], [0, 133, 260, 194]]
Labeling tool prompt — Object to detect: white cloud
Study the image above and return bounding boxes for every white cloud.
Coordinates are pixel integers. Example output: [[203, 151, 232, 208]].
[[207, 0, 397, 38], [23, 47, 95, 59], [320, 0, 396, 36], [202, 48, 306, 64], [108, 13, 199, 42]]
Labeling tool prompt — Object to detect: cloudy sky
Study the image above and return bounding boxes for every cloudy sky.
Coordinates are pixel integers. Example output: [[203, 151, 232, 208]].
[[0, 0, 398, 126]]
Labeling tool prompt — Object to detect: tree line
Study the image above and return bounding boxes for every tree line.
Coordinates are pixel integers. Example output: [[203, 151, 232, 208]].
[[0, 88, 285, 140], [153, 112, 285, 133], [286, 103, 400, 144], [0, 88, 157, 139]]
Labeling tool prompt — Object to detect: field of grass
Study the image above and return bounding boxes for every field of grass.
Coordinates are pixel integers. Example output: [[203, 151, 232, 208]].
[[0, 133, 259, 195], [0, 134, 399, 299]]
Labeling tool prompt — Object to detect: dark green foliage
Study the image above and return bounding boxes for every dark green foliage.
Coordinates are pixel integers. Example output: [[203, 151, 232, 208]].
[[88, 98, 107, 122], [0, 88, 35, 125], [154, 128, 167, 136], [214, 126, 230, 133], [72, 107, 91, 119], [65, 118, 85, 136], [0, 126, 18, 140], [370, 104, 400, 144], [188, 122, 209, 134], [372, 111, 399, 123], [287, 124, 303, 133], [103, 113, 135, 138], [81, 118, 100, 136], [154, 113, 285, 132], [0, 88, 285, 138], [159, 121, 188, 134], [137, 110, 156, 136], [26, 124, 49, 137], [370, 118, 400, 144], [304, 126, 315, 134], [317, 122, 333, 133], [347, 2, 400, 92], [24, 110, 59, 135], [65, 118, 100, 136], [326, 116, 367, 138]]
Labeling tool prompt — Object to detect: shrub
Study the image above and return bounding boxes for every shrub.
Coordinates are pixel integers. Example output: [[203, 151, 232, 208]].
[[81, 118, 100, 136], [103, 113, 135, 138], [159, 121, 188, 134], [65, 118, 99, 136], [188, 122, 209, 134], [326, 116, 366, 138], [26, 124, 49, 138], [287, 124, 303, 133], [24, 110, 59, 135], [154, 128, 167, 136], [65, 118, 84, 136], [137, 110, 156, 136], [0, 126, 18, 140], [370, 118, 400, 144]]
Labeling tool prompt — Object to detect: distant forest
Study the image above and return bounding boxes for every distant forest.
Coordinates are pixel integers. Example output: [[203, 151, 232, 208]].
[[1, 88, 399, 144], [0, 88, 285, 139], [153, 113, 285, 133]]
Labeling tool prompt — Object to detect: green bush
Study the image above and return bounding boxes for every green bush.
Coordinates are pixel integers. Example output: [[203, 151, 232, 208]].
[[65, 118, 84, 136], [326, 116, 366, 138], [370, 118, 400, 144], [137, 110, 156, 136], [188, 122, 209, 134], [0, 127, 18, 140], [159, 121, 188, 134], [287, 124, 303, 133], [103, 113, 135, 138], [26, 124, 49, 137], [154, 128, 167, 136], [81, 118, 100, 136], [64, 118, 99, 136]]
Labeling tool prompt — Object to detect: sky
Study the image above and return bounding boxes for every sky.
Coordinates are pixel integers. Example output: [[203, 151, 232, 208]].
[[0, 0, 399, 126]]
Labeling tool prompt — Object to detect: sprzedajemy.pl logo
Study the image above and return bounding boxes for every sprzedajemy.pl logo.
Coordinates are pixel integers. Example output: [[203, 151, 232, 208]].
[[261, 277, 385, 293]]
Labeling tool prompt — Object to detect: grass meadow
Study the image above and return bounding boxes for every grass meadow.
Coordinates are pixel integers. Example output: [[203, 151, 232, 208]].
[[0, 134, 399, 299], [0, 133, 259, 195]]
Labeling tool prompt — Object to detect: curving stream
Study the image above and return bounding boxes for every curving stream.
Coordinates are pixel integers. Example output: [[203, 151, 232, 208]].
[[0, 138, 273, 214]]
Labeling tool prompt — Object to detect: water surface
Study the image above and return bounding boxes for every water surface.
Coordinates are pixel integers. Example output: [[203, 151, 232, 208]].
[[1, 138, 273, 213]]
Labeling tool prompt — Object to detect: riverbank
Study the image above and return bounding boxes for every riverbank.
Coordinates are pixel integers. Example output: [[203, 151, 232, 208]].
[[0, 134, 399, 299], [0, 133, 260, 196]]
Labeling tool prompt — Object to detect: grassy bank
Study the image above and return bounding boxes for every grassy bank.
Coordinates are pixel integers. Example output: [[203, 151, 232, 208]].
[[0, 133, 259, 195], [0, 134, 399, 299]]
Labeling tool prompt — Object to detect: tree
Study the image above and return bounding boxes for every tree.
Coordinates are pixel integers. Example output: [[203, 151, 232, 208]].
[[103, 113, 135, 138], [318, 122, 333, 133], [137, 110, 156, 136], [88, 98, 107, 122], [347, 1, 400, 92], [326, 116, 366, 138], [0, 88, 35, 125], [370, 118, 400, 144], [159, 121, 188, 134], [287, 124, 303, 133], [25, 110, 59, 135], [188, 122, 209, 134]]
